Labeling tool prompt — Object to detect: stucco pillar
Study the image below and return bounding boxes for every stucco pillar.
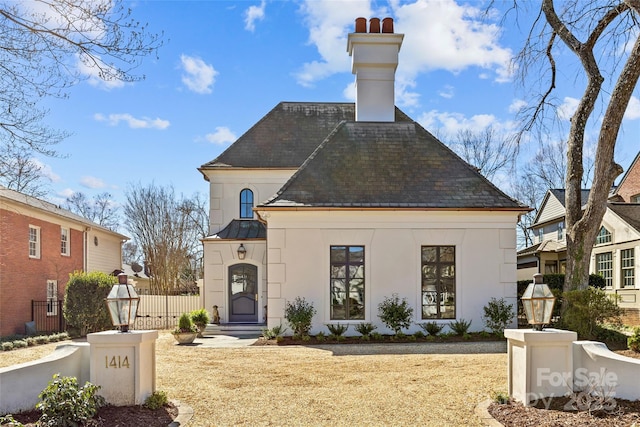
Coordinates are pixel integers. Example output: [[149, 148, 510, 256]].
[[504, 328, 577, 406], [87, 330, 158, 406]]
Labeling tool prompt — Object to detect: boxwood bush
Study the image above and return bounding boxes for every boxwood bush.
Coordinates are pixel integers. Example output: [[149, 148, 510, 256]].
[[63, 271, 116, 336]]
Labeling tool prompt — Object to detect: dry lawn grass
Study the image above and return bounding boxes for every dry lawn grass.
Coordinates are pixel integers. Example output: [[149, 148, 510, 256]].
[[0, 333, 508, 426]]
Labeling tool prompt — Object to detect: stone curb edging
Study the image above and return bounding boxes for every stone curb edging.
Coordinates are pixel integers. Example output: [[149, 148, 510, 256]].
[[475, 399, 503, 427], [169, 399, 194, 426]]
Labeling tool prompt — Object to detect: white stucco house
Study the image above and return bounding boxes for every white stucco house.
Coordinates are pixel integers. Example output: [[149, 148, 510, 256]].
[[199, 17, 529, 335]]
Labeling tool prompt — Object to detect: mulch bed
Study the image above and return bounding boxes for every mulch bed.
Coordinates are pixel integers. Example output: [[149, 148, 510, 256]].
[[8, 402, 178, 426], [488, 349, 640, 426], [253, 332, 504, 346]]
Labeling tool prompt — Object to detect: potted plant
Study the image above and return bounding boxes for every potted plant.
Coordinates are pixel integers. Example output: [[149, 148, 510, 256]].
[[172, 312, 198, 344], [190, 308, 210, 337]]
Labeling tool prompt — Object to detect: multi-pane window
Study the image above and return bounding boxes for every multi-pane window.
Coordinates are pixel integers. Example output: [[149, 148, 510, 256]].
[[538, 228, 543, 243], [61, 227, 70, 256], [29, 225, 40, 258], [631, 194, 640, 203], [596, 252, 613, 287], [595, 226, 612, 245], [330, 246, 364, 320], [240, 189, 254, 219], [47, 280, 58, 316], [557, 221, 564, 241], [621, 249, 635, 288], [421, 246, 456, 319]]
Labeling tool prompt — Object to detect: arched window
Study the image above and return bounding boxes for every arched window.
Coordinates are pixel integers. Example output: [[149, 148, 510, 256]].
[[240, 189, 253, 218]]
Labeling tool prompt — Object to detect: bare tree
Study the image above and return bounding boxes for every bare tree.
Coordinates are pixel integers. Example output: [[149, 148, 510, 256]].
[[122, 241, 141, 266], [65, 191, 120, 230], [509, 0, 640, 291], [0, 147, 51, 197], [446, 127, 518, 181], [0, 0, 162, 157], [123, 184, 208, 294]]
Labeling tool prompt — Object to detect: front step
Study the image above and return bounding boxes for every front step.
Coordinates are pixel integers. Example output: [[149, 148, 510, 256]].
[[204, 323, 265, 337]]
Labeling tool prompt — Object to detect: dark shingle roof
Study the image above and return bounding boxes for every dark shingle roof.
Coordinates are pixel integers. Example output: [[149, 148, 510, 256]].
[[199, 102, 412, 170], [608, 203, 640, 231], [549, 189, 591, 208], [259, 121, 526, 210], [212, 219, 266, 239]]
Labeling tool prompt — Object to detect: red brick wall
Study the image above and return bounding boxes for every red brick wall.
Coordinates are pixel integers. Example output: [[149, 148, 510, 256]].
[[0, 208, 83, 336], [617, 159, 640, 202]]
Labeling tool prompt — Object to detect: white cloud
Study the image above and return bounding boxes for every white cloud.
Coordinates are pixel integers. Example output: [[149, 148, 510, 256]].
[[32, 159, 61, 182], [180, 55, 217, 94], [624, 96, 640, 120], [205, 127, 237, 145], [295, 0, 512, 96], [438, 85, 455, 99], [508, 99, 527, 114], [58, 188, 75, 198], [244, 1, 266, 32], [94, 113, 170, 130], [558, 97, 580, 121], [417, 109, 516, 138], [76, 53, 126, 90], [80, 176, 106, 189]]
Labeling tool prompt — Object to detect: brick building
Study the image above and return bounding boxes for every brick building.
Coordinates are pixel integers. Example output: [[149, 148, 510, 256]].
[[0, 187, 128, 336]]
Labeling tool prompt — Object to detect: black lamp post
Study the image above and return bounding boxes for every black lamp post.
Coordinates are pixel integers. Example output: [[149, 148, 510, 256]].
[[521, 273, 556, 331], [105, 273, 140, 332]]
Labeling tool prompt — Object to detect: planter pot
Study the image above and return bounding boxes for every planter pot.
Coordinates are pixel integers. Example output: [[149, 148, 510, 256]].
[[173, 332, 197, 345], [196, 324, 206, 338]]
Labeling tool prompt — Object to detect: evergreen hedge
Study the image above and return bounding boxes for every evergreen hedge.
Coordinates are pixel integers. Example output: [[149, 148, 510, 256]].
[[63, 271, 116, 336]]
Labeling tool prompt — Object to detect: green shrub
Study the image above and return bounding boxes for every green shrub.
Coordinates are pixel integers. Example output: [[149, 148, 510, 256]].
[[12, 340, 27, 349], [2, 342, 14, 351], [418, 321, 445, 336], [26, 337, 36, 346], [482, 297, 514, 336], [354, 322, 377, 337], [559, 287, 622, 340], [492, 390, 509, 404], [35, 335, 50, 345], [0, 415, 24, 426], [63, 271, 116, 336], [261, 324, 287, 340], [629, 328, 640, 352], [449, 319, 472, 336], [371, 332, 383, 341], [190, 308, 210, 327], [413, 330, 425, 339], [326, 324, 348, 338], [284, 297, 316, 337], [144, 390, 168, 410], [378, 294, 413, 335], [174, 313, 197, 333], [36, 374, 105, 426], [315, 331, 326, 342]]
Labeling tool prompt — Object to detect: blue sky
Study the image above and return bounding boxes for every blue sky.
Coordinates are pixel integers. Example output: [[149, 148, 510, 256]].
[[35, 0, 640, 208]]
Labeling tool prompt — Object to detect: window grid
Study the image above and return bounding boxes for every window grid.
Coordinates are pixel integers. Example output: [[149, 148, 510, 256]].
[[557, 221, 564, 241], [330, 246, 365, 321], [596, 252, 613, 287], [47, 280, 58, 316], [29, 226, 40, 258], [421, 246, 456, 320], [621, 249, 635, 288], [240, 189, 254, 219], [595, 226, 612, 245], [61, 227, 70, 256]]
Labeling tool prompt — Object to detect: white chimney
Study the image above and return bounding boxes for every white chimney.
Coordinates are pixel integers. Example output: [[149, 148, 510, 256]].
[[347, 17, 404, 122]]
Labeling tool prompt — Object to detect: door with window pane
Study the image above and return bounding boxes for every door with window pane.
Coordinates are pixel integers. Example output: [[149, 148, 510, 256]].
[[422, 246, 456, 319], [228, 264, 258, 322]]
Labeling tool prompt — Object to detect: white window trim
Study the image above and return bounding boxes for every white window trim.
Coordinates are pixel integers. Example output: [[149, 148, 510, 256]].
[[29, 225, 41, 259], [47, 280, 58, 316], [61, 227, 70, 256]]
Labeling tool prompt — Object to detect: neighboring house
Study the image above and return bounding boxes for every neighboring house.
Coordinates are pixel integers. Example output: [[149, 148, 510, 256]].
[[516, 158, 640, 322], [121, 263, 151, 293], [0, 186, 128, 336], [199, 18, 529, 334]]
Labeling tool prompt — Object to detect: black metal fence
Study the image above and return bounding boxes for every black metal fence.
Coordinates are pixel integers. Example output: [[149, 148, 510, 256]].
[[31, 300, 66, 334]]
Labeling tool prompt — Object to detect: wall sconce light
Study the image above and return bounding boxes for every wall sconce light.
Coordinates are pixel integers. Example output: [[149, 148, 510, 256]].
[[521, 273, 556, 331], [105, 273, 140, 333], [237, 243, 247, 260]]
